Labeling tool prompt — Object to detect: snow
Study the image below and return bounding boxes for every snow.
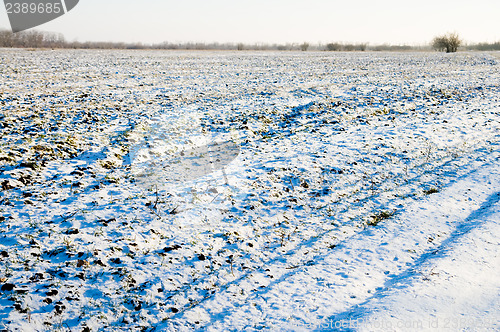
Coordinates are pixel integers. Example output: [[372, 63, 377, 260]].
[[0, 49, 499, 331]]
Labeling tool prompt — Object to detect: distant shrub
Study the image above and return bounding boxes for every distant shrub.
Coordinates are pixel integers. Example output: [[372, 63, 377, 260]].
[[300, 42, 309, 51], [326, 42, 366, 52], [344, 44, 354, 51], [467, 42, 500, 51], [432, 33, 462, 53], [326, 43, 342, 51], [371, 44, 414, 51]]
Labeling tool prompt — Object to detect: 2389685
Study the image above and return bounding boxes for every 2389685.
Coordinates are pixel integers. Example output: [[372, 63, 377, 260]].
[[5, 2, 62, 14]]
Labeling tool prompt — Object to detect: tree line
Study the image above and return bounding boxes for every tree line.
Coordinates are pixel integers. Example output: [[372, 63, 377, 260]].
[[1, 29, 499, 52]]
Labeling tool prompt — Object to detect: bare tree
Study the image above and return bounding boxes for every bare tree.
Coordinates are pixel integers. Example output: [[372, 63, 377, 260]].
[[43, 32, 66, 48], [432, 32, 462, 53], [0, 30, 14, 47], [300, 42, 309, 51]]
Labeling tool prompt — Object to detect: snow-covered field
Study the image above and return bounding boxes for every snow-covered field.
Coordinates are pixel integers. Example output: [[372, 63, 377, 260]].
[[0, 49, 499, 331]]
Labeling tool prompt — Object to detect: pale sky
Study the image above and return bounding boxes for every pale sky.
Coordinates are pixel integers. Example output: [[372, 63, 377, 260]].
[[1, 0, 499, 45]]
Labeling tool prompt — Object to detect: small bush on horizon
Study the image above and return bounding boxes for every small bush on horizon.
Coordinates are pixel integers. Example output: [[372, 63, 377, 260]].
[[432, 33, 462, 53]]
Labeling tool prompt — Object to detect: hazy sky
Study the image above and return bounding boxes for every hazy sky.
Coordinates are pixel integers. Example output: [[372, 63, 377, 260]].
[[1, 0, 499, 45]]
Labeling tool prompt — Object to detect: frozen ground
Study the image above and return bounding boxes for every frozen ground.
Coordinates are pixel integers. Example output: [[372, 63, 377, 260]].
[[0, 50, 499, 331]]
